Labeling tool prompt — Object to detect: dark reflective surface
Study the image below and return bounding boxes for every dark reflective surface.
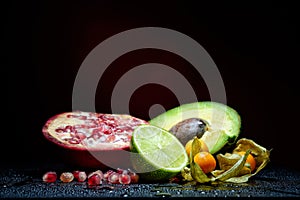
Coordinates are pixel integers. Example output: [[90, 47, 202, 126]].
[[0, 164, 299, 197]]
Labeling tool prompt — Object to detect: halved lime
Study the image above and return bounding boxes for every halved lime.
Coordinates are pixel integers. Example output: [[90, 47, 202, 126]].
[[130, 124, 188, 181]]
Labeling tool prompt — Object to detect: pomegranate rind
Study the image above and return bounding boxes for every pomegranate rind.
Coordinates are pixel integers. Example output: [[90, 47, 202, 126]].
[[42, 111, 148, 151]]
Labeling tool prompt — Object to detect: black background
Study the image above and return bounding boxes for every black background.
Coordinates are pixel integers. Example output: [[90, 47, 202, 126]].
[[3, 1, 299, 171]]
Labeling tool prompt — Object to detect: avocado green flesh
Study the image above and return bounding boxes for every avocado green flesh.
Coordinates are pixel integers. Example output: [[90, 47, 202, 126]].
[[149, 101, 241, 154]]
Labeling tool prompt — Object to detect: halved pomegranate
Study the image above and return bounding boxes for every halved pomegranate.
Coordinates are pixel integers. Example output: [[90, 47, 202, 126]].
[[42, 111, 148, 169]]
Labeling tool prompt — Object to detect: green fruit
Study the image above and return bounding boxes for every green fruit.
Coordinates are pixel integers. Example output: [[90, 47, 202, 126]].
[[130, 124, 188, 181], [149, 101, 241, 154]]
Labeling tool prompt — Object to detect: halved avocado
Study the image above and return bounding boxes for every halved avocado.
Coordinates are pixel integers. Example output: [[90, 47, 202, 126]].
[[149, 101, 241, 154]]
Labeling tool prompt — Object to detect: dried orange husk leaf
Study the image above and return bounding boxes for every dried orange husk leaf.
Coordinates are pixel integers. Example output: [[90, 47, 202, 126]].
[[216, 153, 252, 176], [213, 138, 271, 183], [211, 169, 225, 177], [181, 167, 194, 181], [213, 149, 251, 182], [233, 138, 271, 167]]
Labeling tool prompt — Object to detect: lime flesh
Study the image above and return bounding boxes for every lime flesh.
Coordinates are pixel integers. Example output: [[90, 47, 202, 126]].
[[130, 124, 188, 181]]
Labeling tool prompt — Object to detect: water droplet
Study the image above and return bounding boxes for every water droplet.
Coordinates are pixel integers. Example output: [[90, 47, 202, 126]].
[[122, 193, 129, 197]]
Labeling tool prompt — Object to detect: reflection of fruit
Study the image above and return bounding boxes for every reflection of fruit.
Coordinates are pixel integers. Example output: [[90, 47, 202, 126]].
[[185, 139, 209, 156], [149, 101, 241, 154], [42, 111, 148, 168], [237, 151, 256, 172], [169, 118, 208, 145], [130, 125, 188, 181], [193, 152, 216, 174]]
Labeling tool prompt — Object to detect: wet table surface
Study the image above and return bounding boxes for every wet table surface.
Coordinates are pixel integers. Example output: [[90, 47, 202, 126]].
[[1, 164, 299, 198]]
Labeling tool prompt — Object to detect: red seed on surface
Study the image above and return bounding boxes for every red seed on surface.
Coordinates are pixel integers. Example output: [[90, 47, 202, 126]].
[[116, 168, 125, 174], [103, 170, 114, 180], [72, 170, 80, 180], [108, 172, 120, 184], [89, 170, 104, 180], [128, 171, 139, 184], [119, 174, 131, 184], [42, 171, 57, 183], [88, 174, 102, 186], [60, 172, 74, 183], [77, 171, 87, 182], [73, 171, 87, 182]]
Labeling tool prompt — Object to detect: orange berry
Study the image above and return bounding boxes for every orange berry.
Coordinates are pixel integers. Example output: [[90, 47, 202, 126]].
[[193, 151, 216, 174], [237, 151, 256, 172], [185, 139, 209, 156]]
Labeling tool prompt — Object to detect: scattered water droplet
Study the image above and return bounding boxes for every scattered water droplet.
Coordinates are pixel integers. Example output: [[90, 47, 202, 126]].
[[122, 193, 129, 197], [155, 192, 172, 197]]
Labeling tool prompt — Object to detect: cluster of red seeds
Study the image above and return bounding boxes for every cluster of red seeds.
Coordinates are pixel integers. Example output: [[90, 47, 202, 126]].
[[54, 113, 147, 146], [42, 168, 139, 185]]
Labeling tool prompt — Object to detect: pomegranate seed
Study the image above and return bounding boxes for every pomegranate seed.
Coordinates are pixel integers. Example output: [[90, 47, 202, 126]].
[[73, 171, 87, 182], [73, 170, 80, 179], [128, 170, 139, 184], [68, 138, 80, 144], [78, 171, 87, 182], [108, 172, 120, 184], [106, 135, 115, 142], [92, 128, 101, 135], [60, 172, 74, 183], [55, 128, 64, 133], [65, 125, 74, 132], [75, 132, 87, 140], [116, 168, 125, 174], [92, 133, 100, 140], [89, 170, 104, 179], [169, 176, 181, 183], [88, 174, 102, 186], [119, 174, 131, 184], [42, 171, 57, 183], [103, 129, 112, 135], [103, 170, 114, 180]]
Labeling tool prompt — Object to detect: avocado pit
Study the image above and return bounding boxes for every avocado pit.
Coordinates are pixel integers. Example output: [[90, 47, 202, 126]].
[[169, 118, 208, 145]]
